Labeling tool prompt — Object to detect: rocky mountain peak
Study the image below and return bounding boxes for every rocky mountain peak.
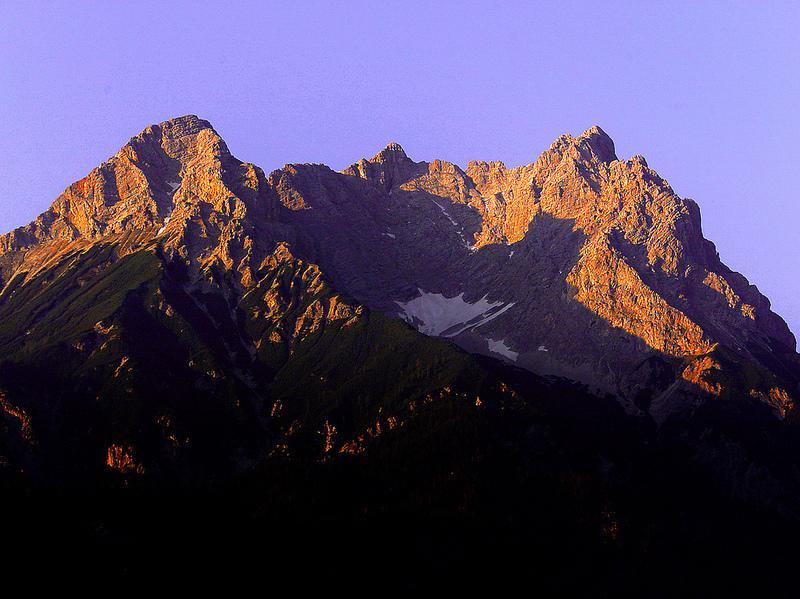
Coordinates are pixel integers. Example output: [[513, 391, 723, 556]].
[[126, 114, 230, 167], [343, 141, 422, 192], [579, 125, 617, 162], [138, 114, 214, 141], [372, 141, 408, 162], [162, 113, 213, 133], [0, 114, 269, 288], [542, 125, 617, 167]]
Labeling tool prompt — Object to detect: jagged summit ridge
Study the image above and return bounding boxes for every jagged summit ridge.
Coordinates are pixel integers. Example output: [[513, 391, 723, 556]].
[[270, 123, 798, 418], [132, 114, 216, 145], [1, 116, 797, 421], [373, 141, 407, 161], [0, 119, 623, 258]]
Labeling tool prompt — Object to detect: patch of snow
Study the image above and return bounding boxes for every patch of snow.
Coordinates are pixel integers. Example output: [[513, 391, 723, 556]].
[[538, 345, 549, 352], [430, 198, 476, 252], [167, 180, 180, 193], [509, 250, 515, 258], [446, 302, 515, 337], [487, 338, 518, 362], [396, 288, 514, 337], [431, 198, 459, 228], [157, 215, 172, 235], [383, 232, 396, 239]]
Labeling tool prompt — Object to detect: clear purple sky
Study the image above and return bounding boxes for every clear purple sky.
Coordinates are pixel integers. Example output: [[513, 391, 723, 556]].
[[1, 1, 798, 335]]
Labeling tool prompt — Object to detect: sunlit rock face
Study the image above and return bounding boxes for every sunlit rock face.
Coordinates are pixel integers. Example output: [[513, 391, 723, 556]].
[[276, 126, 799, 417], [0, 115, 281, 291], [0, 116, 797, 420]]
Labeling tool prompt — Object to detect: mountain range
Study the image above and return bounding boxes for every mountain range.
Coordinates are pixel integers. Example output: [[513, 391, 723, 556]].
[[1, 115, 799, 592]]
